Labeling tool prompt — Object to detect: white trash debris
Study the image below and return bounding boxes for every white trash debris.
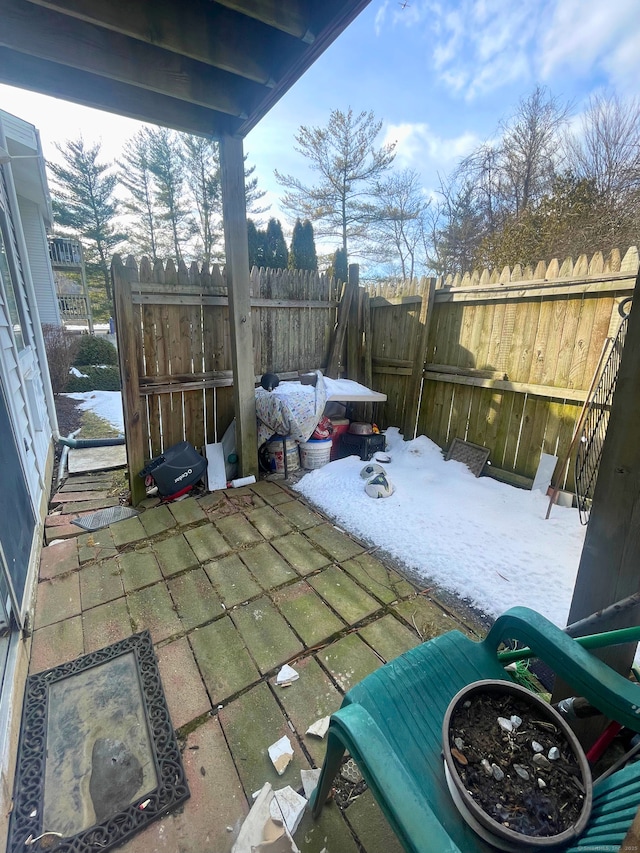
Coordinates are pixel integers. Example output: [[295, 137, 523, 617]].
[[231, 783, 300, 853], [268, 736, 294, 775], [276, 664, 300, 686], [306, 716, 330, 739], [301, 768, 321, 799], [271, 786, 307, 836]]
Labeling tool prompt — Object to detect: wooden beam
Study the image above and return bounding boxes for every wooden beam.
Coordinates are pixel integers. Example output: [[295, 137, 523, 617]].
[[434, 275, 636, 304], [424, 371, 589, 403], [370, 295, 423, 308], [427, 364, 509, 380], [214, 0, 310, 38], [25, 0, 294, 85], [565, 275, 640, 674], [0, 0, 266, 116], [131, 292, 337, 309], [219, 134, 258, 476], [0, 48, 239, 137]]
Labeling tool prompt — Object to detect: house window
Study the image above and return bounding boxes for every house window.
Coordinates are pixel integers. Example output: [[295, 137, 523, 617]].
[[0, 210, 26, 351]]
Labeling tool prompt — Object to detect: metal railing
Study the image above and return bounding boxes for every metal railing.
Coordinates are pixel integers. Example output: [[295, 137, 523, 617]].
[[57, 293, 90, 319], [49, 238, 83, 267]]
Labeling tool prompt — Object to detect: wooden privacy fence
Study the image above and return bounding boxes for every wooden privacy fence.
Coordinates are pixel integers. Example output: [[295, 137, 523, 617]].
[[113, 255, 337, 503], [367, 247, 639, 491]]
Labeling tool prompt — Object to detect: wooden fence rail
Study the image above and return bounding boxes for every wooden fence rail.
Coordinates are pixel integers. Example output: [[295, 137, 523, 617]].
[[113, 255, 337, 504]]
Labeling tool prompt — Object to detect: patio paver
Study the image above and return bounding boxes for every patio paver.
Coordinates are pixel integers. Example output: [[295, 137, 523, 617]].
[[183, 524, 229, 562], [39, 538, 79, 580], [296, 806, 361, 853], [270, 654, 342, 766], [219, 681, 309, 794], [169, 497, 207, 526], [204, 553, 262, 607], [215, 514, 263, 548], [82, 597, 132, 652], [127, 583, 182, 641], [156, 637, 211, 730], [231, 595, 303, 674], [346, 789, 404, 853], [341, 552, 415, 603], [393, 596, 466, 640], [305, 522, 365, 561], [318, 633, 382, 692], [189, 616, 260, 703], [77, 528, 117, 565], [250, 480, 293, 505], [245, 504, 292, 539], [359, 613, 420, 662], [79, 557, 124, 610], [240, 542, 297, 588], [139, 504, 177, 537], [271, 531, 331, 575], [309, 565, 380, 625], [119, 548, 163, 592], [168, 567, 223, 631], [34, 573, 81, 629], [29, 616, 84, 674], [110, 516, 147, 548], [153, 532, 198, 578], [275, 499, 325, 530], [274, 581, 344, 647]]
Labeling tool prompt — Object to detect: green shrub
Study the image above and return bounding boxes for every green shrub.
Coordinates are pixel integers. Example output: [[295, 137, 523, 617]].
[[65, 366, 121, 392], [42, 324, 80, 393], [73, 335, 118, 366]]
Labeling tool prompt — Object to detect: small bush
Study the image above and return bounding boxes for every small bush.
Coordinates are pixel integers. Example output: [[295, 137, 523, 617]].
[[65, 365, 121, 392], [73, 335, 118, 367], [42, 323, 80, 393]]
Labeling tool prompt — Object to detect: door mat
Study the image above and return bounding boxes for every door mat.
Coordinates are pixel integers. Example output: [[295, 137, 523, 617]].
[[445, 437, 490, 477], [72, 506, 140, 532], [8, 631, 189, 852]]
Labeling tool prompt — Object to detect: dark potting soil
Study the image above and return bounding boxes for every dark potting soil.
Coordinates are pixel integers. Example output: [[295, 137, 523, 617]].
[[448, 692, 587, 838]]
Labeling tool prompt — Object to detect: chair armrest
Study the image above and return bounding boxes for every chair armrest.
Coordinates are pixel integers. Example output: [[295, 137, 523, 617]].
[[485, 607, 640, 730], [331, 703, 462, 853]]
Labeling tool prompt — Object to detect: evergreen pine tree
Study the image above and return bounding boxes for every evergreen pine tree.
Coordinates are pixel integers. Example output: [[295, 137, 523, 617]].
[[301, 219, 318, 271], [332, 247, 348, 283], [247, 219, 267, 269], [288, 218, 304, 269], [118, 130, 162, 261], [265, 218, 288, 269]]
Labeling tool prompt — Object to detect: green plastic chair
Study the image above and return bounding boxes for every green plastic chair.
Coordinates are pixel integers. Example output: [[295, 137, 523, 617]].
[[309, 606, 640, 853]]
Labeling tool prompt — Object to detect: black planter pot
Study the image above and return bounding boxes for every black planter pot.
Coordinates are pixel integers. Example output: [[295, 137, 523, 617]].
[[442, 679, 593, 851]]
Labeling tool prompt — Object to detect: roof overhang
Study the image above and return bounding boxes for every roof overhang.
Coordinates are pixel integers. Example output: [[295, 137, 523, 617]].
[[0, 108, 52, 223], [0, 0, 372, 138]]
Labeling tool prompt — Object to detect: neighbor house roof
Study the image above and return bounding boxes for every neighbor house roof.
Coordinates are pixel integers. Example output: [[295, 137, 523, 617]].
[[0, 0, 372, 138]]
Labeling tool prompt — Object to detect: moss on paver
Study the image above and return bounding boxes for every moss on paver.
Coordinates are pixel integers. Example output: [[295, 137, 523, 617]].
[[318, 634, 382, 692], [190, 616, 260, 704], [305, 523, 365, 562], [215, 514, 264, 548], [393, 596, 465, 640], [231, 596, 303, 674], [250, 480, 293, 505], [156, 638, 212, 730], [270, 655, 342, 766], [39, 538, 79, 580], [275, 499, 324, 530], [219, 682, 309, 794], [240, 542, 297, 589], [152, 532, 199, 578], [274, 581, 344, 647], [359, 614, 420, 663], [82, 597, 131, 653], [127, 582, 182, 641], [344, 790, 404, 853], [110, 516, 147, 548], [271, 532, 331, 575], [341, 552, 415, 604], [245, 505, 292, 539], [30, 616, 84, 674], [184, 524, 229, 562], [119, 547, 163, 592], [205, 553, 262, 607], [296, 805, 361, 853], [168, 497, 207, 526], [168, 567, 223, 631], [77, 528, 117, 565], [139, 504, 177, 537], [79, 556, 124, 610], [309, 565, 381, 625]]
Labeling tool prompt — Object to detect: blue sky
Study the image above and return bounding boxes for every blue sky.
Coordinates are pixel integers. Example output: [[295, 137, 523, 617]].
[[1, 0, 639, 236]]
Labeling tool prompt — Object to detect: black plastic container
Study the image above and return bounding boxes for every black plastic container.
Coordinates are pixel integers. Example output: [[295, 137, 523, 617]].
[[140, 441, 208, 497], [336, 432, 386, 461]]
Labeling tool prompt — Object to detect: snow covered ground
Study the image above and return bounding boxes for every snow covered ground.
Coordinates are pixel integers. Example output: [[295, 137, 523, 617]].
[[295, 428, 586, 629], [62, 390, 587, 630]]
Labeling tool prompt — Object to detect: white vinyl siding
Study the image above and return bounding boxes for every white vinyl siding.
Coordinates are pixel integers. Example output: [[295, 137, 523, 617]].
[[17, 196, 60, 326]]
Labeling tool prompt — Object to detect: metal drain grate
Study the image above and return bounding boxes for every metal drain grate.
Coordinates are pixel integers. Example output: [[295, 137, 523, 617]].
[[73, 506, 140, 532]]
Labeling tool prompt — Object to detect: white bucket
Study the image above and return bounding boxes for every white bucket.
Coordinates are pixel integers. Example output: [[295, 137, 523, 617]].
[[266, 437, 300, 473], [299, 438, 332, 470]]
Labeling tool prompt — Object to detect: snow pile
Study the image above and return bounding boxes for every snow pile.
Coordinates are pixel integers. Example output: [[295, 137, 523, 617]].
[[294, 428, 586, 628], [65, 391, 124, 433]]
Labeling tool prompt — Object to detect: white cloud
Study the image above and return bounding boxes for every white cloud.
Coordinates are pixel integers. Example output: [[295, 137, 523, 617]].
[[416, 0, 640, 99], [374, 0, 389, 36], [383, 121, 480, 171]]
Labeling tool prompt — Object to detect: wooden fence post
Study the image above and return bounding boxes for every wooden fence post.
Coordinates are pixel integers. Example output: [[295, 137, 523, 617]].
[[403, 277, 435, 440], [113, 255, 146, 506], [220, 134, 258, 477]]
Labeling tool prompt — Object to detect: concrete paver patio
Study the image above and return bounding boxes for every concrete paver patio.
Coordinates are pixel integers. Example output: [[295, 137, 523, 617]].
[[31, 479, 481, 852]]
